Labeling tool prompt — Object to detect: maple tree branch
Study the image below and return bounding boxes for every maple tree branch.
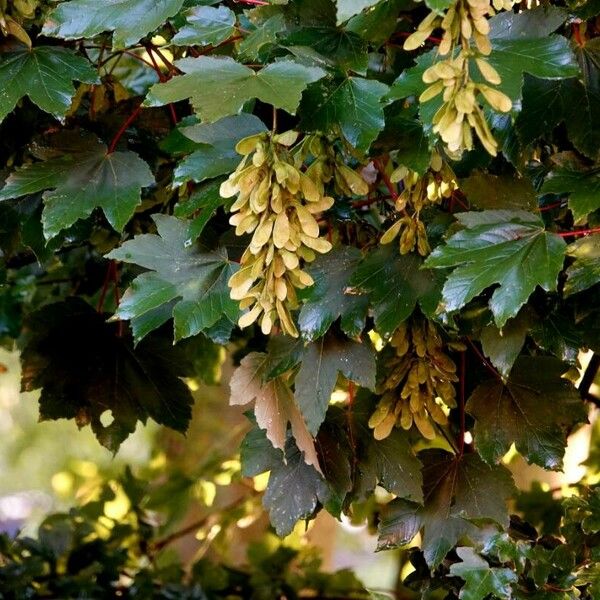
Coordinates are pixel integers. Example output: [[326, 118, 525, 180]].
[[107, 103, 143, 154], [557, 226, 600, 238], [458, 351, 466, 456]]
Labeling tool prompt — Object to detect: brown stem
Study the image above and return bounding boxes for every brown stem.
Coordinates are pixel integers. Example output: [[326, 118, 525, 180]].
[[107, 104, 143, 154]]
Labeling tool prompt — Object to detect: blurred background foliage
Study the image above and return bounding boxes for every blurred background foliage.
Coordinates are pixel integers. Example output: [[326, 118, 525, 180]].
[[1, 344, 599, 598]]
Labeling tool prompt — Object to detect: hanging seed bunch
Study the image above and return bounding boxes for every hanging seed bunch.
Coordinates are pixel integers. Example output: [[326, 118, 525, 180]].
[[221, 130, 338, 338], [380, 153, 458, 256], [368, 316, 459, 440], [0, 0, 40, 46], [297, 134, 370, 198], [404, 0, 515, 156]]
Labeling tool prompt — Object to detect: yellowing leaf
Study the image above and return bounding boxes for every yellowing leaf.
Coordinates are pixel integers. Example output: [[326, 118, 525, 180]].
[[230, 352, 321, 473]]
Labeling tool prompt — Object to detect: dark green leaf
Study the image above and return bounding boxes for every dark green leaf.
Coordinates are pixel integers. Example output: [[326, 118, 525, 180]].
[[0, 134, 153, 239], [449, 547, 517, 600], [460, 173, 537, 211], [108, 214, 239, 343], [480, 310, 530, 378], [425, 211, 566, 328], [42, 0, 186, 48], [349, 245, 444, 338], [146, 56, 325, 122], [467, 357, 587, 469], [173, 113, 266, 185], [283, 27, 368, 74], [21, 298, 194, 451], [0, 47, 98, 123], [541, 167, 600, 222], [263, 436, 331, 536], [174, 180, 225, 241], [378, 450, 515, 567], [564, 235, 600, 296], [295, 335, 376, 435], [172, 5, 236, 46], [352, 394, 424, 502], [300, 77, 389, 151], [298, 246, 368, 340]]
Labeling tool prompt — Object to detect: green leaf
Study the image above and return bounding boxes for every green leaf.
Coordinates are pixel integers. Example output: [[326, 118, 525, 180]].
[[263, 436, 331, 537], [108, 214, 239, 343], [516, 76, 600, 161], [335, 0, 381, 24], [315, 411, 353, 513], [174, 180, 225, 241], [541, 167, 600, 222], [449, 547, 517, 600], [42, 0, 185, 48], [146, 56, 325, 122], [240, 420, 284, 478], [480, 310, 530, 378], [300, 77, 389, 151], [0, 134, 153, 239], [0, 47, 97, 123], [425, 210, 566, 328], [295, 335, 376, 435], [21, 298, 195, 452], [460, 173, 537, 211], [484, 9, 579, 102], [173, 113, 266, 185], [467, 357, 587, 469], [564, 235, 600, 296], [298, 247, 368, 340], [172, 5, 236, 46], [345, 0, 409, 45], [349, 246, 444, 338], [488, 5, 568, 39], [378, 450, 515, 567], [282, 27, 368, 74], [351, 394, 424, 502]]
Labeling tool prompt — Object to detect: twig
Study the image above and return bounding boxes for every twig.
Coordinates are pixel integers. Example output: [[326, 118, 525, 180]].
[[107, 104, 143, 154]]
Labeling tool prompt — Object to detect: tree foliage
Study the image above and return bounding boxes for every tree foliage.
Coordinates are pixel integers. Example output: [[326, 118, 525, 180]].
[[0, 0, 600, 597]]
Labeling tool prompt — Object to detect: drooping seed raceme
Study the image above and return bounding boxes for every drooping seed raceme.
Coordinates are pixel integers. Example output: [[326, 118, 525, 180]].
[[222, 131, 368, 338], [368, 316, 461, 440], [404, 0, 515, 156], [380, 152, 458, 255]]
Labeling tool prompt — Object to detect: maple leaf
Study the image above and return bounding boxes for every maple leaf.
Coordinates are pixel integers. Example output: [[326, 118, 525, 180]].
[[230, 352, 321, 473]]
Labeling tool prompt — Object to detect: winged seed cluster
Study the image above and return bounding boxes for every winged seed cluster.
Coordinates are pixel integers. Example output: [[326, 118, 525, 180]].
[[222, 131, 367, 337], [406, 0, 515, 155]]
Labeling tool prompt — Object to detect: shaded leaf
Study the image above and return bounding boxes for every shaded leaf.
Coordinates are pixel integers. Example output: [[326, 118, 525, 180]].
[[480, 310, 530, 378], [295, 335, 376, 435], [467, 357, 587, 469], [378, 450, 514, 567], [349, 245, 444, 338], [108, 214, 239, 343], [300, 76, 389, 151], [0, 134, 153, 239], [352, 394, 423, 502], [425, 210, 566, 328], [173, 114, 266, 185], [42, 0, 185, 48], [564, 234, 600, 296], [146, 56, 325, 122], [541, 167, 600, 222], [263, 436, 331, 536], [298, 246, 368, 340], [0, 47, 97, 123], [460, 173, 537, 211], [21, 298, 194, 452]]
